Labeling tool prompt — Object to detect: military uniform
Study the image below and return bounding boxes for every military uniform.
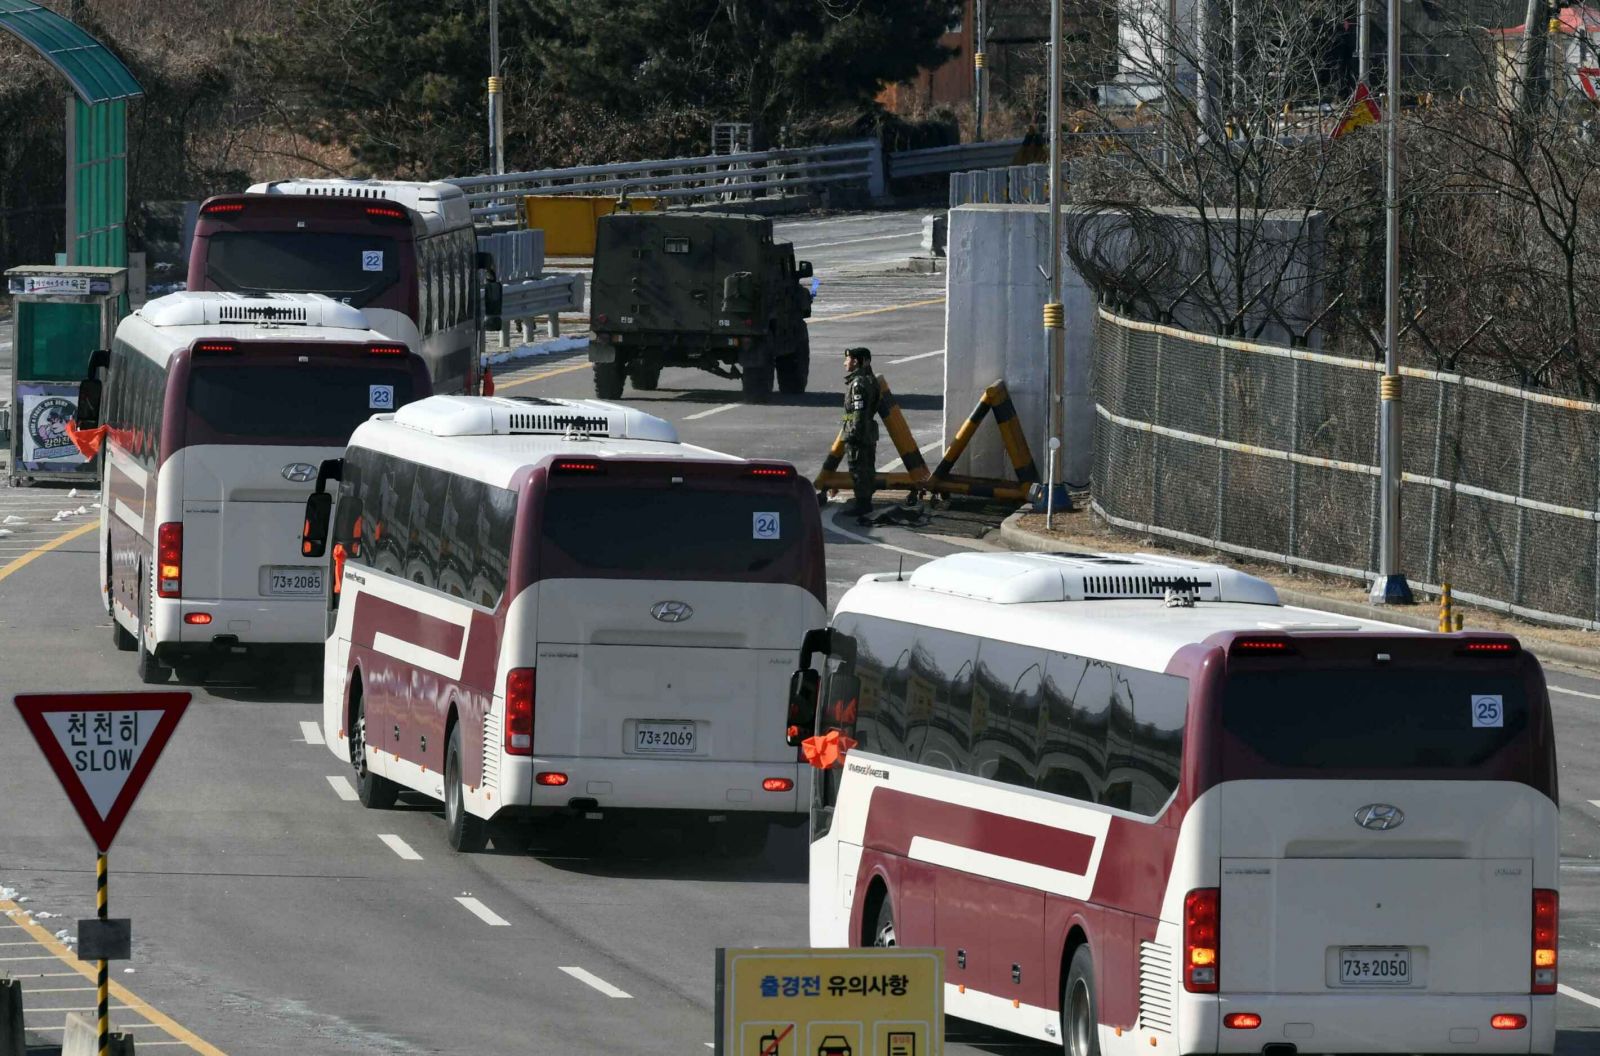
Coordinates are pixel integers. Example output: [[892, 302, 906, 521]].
[[842, 357, 881, 517]]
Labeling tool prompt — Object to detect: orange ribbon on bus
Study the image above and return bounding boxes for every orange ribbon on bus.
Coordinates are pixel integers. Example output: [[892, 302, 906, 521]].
[[64, 419, 107, 460], [801, 729, 857, 770]]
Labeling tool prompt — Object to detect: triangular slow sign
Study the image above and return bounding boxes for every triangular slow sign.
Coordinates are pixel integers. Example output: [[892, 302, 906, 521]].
[[14, 692, 190, 851]]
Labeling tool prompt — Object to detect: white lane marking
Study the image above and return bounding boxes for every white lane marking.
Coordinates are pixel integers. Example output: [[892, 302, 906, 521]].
[[793, 232, 917, 250], [1552, 685, 1600, 702], [889, 348, 945, 365], [0, 955, 60, 961], [878, 440, 944, 473], [378, 834, 423, 861], [684, 402, 739, 421], [560, 966, 633, 999], [299, 721, 325, 745], [1560, 983, 1600, 1010], [21, 987, 95, 993], [455, 896, 511, 926], [825, 510, 936, 560], [326, 775, 359, 802]]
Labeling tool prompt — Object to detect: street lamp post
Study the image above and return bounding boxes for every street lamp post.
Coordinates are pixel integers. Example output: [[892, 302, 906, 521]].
[[1042, 0, 1071, 516], [1371, 0, 1413, 604], [487, 0, 505, 176], [974, 0, 987, 141]]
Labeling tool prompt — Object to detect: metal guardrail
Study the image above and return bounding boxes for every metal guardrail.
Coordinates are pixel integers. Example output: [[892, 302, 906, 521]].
[[889, 138, 1025, 180], [449, 141, 883, 220], [477, 229, 544, 281], [501, 273, 584, 319]]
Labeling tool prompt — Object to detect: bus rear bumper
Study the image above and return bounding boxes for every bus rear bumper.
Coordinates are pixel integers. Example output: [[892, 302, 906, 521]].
[[515, 756, 804, 816], [157, 597, 327, 648], [1194, 993, 1552, 1054]]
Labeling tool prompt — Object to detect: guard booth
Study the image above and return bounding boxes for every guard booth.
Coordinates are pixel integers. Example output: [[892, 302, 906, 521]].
[[5, 265, 126, 486]]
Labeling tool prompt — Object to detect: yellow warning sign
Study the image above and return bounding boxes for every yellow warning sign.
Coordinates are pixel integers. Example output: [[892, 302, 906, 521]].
[[717, 947, 942, 1056], [1332, 82, 1382, 139]]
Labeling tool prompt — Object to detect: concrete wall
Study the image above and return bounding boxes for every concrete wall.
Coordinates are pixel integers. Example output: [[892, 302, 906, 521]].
[[943, 202, 1325, 485], [943, 204, 1096, 487]]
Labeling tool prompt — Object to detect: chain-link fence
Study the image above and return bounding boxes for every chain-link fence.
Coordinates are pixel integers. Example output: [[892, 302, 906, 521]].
[[1093, 306, 1600, 629]]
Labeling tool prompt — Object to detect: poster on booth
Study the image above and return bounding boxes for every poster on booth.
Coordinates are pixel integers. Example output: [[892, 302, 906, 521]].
[[17, 383, 87, 467], [717, 947, 941, 1056]]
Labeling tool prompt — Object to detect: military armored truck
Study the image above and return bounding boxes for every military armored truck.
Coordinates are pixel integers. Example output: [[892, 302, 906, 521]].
[[588, 212, 814, 403]]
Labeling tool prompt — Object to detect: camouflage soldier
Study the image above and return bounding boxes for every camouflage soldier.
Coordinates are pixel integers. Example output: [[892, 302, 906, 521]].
[[841, 347, 880, 521]]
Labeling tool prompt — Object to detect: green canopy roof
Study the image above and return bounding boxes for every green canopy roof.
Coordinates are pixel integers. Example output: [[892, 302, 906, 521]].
[[0, 0, 141, 103]]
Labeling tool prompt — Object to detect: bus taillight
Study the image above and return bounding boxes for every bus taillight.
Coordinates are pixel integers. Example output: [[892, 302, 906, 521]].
[[506, 668, 535, 755], [1533, 889, 1558, 993], [368, 344, 407, 356], [195, 341, 237, 354], [201, 201, 244, 215], [157, 522, 183, 599], [748, 465, 794, 479], [551, 459, 603, 474], [1183, 888, 1219, 992], [365, 205, 407, 221]]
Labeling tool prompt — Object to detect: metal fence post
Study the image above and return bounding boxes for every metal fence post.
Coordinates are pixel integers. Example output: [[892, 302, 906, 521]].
[[866, 137, 888, 202], [1149, 327, 1163, 527], [1513, 399, 1532, 606], [1425, 380, 1446, 585], [1287, 355, 1301, 562], [1214, 344, 1227, 547]]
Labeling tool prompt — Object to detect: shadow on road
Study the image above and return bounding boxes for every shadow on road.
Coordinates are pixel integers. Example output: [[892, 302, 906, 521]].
[[516, 815, 808, 883]]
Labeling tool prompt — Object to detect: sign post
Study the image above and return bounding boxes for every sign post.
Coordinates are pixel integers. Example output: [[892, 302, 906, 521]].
[[716, 947, 942, 1056], [13, 691, 190, 1056]]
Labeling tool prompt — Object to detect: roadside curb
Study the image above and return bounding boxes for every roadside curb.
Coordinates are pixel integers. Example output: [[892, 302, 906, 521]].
[[997, 511, 1600, 674]]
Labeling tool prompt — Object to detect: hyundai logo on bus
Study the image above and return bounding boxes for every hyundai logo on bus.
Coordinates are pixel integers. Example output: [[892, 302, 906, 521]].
[[650, 600, 694, 623], [282, 462, 318, 483], [1355, 803, 1405, 831]]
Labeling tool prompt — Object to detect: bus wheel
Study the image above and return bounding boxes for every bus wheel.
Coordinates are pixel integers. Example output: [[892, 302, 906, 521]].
[[111, 607, 136, 652], [444, 724, 487, 852], [593, 360, 625, 400], [350, 691, 399, 810], [871, 894, 896, 948], [136, 567, 172, 684], [1064, 946, 1101, 1056]]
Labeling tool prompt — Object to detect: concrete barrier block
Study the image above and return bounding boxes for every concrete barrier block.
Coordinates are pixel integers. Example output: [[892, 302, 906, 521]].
[[920, 215, 947, 257], [1, 978, 23, 1056]]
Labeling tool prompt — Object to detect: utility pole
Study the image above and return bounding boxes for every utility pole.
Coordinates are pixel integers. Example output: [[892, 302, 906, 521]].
[[1371, 0, 1413, 604], [974, 0, 987, 141], [487, 0, 505, 175], [1043, 0, 1070, 514]]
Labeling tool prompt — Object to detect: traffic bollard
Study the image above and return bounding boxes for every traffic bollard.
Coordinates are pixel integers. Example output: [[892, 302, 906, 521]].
[[1, 977, 23, 1056]]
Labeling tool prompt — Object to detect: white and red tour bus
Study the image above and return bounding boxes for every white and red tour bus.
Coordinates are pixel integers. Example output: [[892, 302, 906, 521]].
[[299, 395, 826, 852], [188, 178, 489, 396], [795, 550, 1559, 1055], [83, 291, 431, 685]]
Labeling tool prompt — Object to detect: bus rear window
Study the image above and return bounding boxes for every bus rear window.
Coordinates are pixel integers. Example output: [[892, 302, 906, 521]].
[[185, 362, 416, 446], [205, 232, 399, 307], [540, 485, 802, 581], [1221, 668, 1532, 777]]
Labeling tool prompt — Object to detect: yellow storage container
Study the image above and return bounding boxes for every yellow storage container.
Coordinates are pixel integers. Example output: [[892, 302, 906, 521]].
[[520, 195, 660, 256]]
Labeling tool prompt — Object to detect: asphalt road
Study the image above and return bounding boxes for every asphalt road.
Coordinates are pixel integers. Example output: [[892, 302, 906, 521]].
[[2, 208, 1599, 1056]]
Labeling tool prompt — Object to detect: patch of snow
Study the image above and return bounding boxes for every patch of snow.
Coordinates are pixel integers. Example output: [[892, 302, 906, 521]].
[[75, 506, 87, 515], [68, 488, 78, 498], [481, 335, 590, 370], [2, 515, 24, 525]]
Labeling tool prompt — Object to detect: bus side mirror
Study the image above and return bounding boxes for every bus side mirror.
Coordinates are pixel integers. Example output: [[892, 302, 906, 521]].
[[75, 379, 103, 431], [796, 260, 813, 280], [483, 279, 503, 331], [787, 669, 820, 747], [301, 491, 333, 559]]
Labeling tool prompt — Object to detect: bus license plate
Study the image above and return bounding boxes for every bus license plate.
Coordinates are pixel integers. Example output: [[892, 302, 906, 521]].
[[1338, 947, 1412, 986], [266, 567, 323, 596], [635, 721, 696, 754]]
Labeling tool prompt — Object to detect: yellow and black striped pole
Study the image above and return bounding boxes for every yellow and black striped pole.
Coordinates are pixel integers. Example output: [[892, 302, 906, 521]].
[[1438, 583, 1452, 633], [96, 851, 108, 1056]]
